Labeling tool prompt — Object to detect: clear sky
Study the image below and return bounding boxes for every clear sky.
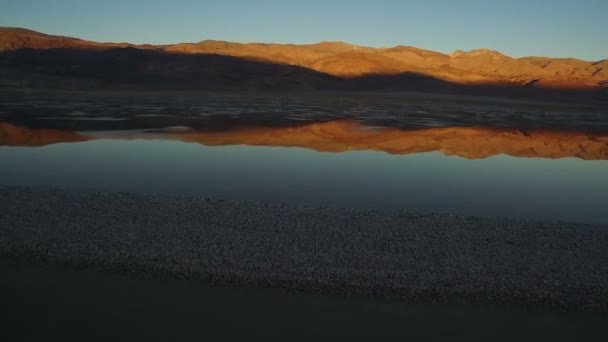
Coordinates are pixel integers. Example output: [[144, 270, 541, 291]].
[[1, 0, 606, 61]]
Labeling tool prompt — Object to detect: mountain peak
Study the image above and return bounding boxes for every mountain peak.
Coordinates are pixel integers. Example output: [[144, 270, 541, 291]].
[[304, 41, 364, 53], [314, 41, 356, 47], [450, 48, 509, 58], [0, 27, 46, 34]]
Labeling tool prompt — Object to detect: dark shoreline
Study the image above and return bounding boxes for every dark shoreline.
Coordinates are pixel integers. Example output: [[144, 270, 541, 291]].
[[1, 187, 607, 313], [3, 260, 606, 341]]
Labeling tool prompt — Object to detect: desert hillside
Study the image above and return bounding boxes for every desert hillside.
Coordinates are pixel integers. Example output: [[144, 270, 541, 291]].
[[0, 27, 606, 95]]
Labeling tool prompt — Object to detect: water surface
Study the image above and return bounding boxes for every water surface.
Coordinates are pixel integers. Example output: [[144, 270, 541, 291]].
[[1, 135, 607, 223], [1, 92, 607, 224], [4, 261, 604, 341]]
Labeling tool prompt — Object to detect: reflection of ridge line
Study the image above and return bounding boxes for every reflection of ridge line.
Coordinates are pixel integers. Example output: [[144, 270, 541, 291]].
[[1, 121, 607, 160]]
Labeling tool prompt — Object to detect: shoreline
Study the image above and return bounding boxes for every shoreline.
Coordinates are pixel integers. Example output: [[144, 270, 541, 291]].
[[5, 261, 606, 341], [2, 87, 606, 109], [1, 186, 607, 313]]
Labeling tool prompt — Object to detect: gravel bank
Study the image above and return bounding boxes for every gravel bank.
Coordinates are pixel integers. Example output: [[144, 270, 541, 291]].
[[1, 187, 607, 312]]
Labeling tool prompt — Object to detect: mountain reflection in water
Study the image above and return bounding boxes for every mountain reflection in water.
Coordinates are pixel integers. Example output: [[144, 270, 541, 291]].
[[1, 121, 607, 160]]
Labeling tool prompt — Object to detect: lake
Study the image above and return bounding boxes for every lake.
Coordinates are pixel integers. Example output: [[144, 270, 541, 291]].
[[1, 91, 607, 224]]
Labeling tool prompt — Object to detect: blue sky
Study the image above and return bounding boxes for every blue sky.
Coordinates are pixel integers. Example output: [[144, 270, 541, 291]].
[[1, 0, 606, 61]]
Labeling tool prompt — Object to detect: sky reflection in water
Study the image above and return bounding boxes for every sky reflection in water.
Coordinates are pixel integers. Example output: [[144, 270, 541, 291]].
[[1, 138, 607, 224]]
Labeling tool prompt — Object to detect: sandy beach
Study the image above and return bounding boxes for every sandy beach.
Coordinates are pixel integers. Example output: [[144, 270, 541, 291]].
[[1, 186, 607, 313]]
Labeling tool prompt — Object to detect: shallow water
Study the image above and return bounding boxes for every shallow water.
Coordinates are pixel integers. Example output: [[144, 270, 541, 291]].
[[1, 137, 607, 223], [1, 92, 607, 224]]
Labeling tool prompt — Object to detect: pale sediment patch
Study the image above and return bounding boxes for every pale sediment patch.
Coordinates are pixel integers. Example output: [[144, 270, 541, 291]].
[[0, 186, 606, 312]]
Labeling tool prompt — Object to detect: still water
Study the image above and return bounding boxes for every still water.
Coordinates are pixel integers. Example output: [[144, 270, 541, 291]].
[[1, 133, 607, 224], [1, 91, 607, 224]]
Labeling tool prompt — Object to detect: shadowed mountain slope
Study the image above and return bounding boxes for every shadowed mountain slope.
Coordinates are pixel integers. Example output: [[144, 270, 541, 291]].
[[0, 27, 607, 100], [0, 47, 342, 90]]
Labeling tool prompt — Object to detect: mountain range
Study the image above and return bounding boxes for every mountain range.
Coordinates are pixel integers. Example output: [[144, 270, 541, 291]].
[[1, 27, 607, 100]]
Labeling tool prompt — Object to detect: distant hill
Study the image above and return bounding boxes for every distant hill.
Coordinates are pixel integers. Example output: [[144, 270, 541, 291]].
[[0, 27, 606, 99]]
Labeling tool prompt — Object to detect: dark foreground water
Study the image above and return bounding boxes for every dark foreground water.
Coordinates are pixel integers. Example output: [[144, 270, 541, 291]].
[[2, 262, 605, 342]]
